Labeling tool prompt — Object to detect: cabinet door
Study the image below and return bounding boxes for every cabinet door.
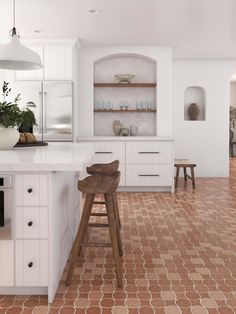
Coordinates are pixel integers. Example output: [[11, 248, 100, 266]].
[[126, 141, 173, 164], [15, 207, 48, 239], [16, 174, 48, 206], [15, 46, 44, 81], [15, 240, 48, 286], [44, 46, 73, 80], [0, 240, 14, 286]]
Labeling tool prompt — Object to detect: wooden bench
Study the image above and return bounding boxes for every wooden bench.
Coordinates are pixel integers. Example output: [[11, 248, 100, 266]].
[[174, 159, 196, 189]]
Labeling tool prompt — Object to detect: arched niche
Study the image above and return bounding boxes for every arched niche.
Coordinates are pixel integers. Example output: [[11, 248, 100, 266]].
[[94, 53, 156, 83], [93, 53, 157, 136], [184, 86, 206, 121]]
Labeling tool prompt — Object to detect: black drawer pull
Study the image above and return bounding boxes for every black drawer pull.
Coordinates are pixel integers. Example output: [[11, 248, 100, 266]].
[[139, 174, 160, 177], [28, 262, 33, 268], [139, 151, 160, 154], [28, 221, 33, 227], [27, 188, 33, 193], [95, 151, 113, 154]]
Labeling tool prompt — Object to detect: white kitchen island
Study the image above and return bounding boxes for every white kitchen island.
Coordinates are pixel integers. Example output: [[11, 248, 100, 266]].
[[0, 143, 94, 303]]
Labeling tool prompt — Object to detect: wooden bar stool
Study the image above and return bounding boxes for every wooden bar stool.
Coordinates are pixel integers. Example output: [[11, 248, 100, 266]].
[[174, 159, 196, 189], [87, 160, 121, 228], [65, 171, 123, 287]]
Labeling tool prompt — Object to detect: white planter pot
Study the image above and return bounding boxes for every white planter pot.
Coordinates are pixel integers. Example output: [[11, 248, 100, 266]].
[[0, 127, 19, 150]]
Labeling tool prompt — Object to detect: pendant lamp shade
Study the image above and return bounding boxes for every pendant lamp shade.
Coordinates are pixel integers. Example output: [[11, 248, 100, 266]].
[[0, 0, 43, 71]]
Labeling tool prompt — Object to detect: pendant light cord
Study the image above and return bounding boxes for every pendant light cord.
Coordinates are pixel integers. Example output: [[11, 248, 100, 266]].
[[12, 0, 16, 35]]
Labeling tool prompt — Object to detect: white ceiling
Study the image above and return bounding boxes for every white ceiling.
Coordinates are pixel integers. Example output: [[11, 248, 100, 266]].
[[1, 0, 236, 59]]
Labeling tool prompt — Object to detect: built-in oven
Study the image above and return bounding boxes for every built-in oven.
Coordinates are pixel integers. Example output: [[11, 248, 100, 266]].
[[0, 175, 13, 227]]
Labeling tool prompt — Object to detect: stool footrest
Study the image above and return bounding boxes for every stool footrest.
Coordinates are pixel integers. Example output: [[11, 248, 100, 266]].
[[82, 242, 112, 248], [88, 223, 109, 227], [94, 201, 106, 205], [90, 213, 107, 217]]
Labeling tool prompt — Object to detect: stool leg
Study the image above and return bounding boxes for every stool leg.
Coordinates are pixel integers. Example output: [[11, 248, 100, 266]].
[[183, 167, 187, 182], [175, 166, 180, 188], [112, 193, 123, 257], [114, 193, 121, 229], [66, 193, 95, 286], [105, 193, 122, 287], [190, 167, 196, 189]]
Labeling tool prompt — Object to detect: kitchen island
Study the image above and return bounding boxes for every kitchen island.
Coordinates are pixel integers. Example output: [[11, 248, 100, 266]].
[[0, 143, 94, 303]]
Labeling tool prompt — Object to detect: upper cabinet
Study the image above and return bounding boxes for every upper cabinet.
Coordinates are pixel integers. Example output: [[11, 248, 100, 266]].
[[15, 42, 74, 81]]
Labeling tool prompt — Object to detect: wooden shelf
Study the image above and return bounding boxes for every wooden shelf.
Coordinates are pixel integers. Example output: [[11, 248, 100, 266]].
[[94, 109, 157, 113], [94, 83, 156, 88]]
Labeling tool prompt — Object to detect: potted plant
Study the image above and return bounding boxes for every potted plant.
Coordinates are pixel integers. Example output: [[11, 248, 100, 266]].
[[0, 81, 22, 150]]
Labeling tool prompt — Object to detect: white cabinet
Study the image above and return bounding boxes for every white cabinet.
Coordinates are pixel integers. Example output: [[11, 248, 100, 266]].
[[15, 44, 73, 81], [44, 46, 73, 80], [16, 174, 48, 206], [15, 207, 48, 239], [15, 240, 48, 286], [0, 241, 14, 286], [80, 139, 174, 190], [15, 174, 49, 287]]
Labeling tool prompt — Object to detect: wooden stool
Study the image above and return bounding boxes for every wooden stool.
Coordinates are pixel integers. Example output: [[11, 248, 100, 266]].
[[174, 159, 196, 189], [87, 160, 121, 229], [65, 171, 123, 287]]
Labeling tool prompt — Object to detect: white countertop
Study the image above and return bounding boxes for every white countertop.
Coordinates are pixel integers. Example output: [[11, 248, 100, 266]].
[[0, 143, 94, 172], [77, 136, 174, 141]]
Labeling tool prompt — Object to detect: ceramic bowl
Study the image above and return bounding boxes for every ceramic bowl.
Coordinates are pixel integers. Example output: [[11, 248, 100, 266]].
[[115, 74, 135, 83]]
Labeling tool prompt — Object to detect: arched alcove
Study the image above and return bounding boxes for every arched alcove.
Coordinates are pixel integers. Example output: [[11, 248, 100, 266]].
[[93, 54, 157, 136], [184, 86, 206, 121]]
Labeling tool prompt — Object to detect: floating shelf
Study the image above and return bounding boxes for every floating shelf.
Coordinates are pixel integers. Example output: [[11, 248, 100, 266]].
[[94, 109, 157, 113], [94, 83, 157, 88]]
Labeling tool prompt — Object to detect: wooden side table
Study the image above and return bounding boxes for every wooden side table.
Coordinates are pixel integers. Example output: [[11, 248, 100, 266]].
[[174, 159, 196, 189]]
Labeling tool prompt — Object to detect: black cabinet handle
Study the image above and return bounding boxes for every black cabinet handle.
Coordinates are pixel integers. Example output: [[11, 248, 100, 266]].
[[28, 221, 33, 227], [27, 188, 33, 193], [95, 152, 113, 154], [139, 152, 160, 154], [139, 174, 160, 177], [28, 262, 33, 268]]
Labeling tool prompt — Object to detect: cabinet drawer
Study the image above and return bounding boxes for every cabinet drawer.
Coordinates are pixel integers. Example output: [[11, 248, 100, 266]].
[[0, 241, 14, 286], [88, 142, 125, 164], [126, 164, 173, 186], [87, 163, 126, 186], [15, 240, 48, 286], [16, 174, 48, 206], [15, 207, 48, 239], [126, 142, 173, 164]]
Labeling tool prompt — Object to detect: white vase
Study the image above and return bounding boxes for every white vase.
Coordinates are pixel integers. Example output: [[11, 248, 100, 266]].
[[0, 127, 19, 150]]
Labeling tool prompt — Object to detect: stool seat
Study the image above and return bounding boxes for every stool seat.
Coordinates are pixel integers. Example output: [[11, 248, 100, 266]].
[[174, 159, 196, 189], [87, 160, 119, 175], [78, 171, 120, 194]]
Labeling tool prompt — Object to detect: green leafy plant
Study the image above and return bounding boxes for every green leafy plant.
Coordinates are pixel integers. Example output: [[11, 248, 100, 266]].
[[0, 81, 22, 128], [0, 81, 37, 130]]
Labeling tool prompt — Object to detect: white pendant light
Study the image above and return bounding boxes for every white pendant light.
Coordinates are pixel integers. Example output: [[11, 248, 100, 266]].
[[0, 0, 43, 70]]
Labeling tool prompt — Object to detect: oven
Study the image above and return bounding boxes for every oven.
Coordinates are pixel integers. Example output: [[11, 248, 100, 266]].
[[0, 175, 13, 227]]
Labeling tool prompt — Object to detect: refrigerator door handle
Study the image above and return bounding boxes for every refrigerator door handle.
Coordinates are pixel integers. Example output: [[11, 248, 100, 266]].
[[38, 91, 43, 134], [43, 91, 47, 134]]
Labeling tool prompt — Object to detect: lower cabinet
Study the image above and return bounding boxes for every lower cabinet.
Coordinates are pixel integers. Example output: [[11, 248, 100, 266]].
[[0, 240, 14, 286], [15, 240, 48, 286], [80, 139, 174, 189]]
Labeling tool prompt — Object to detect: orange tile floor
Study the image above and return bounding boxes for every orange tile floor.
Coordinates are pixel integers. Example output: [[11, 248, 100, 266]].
[[2, 159, 236, 313]]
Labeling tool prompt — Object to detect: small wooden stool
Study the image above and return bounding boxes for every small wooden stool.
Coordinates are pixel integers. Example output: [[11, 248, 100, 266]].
[[65, 171, 123, 287], [87, 160, 121, 228], [174, 159, 196, 189]]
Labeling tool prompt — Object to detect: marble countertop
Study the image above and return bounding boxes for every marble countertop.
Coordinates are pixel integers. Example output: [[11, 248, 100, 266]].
[[77, 136, 174, 141], [0, 143, 94, 172]]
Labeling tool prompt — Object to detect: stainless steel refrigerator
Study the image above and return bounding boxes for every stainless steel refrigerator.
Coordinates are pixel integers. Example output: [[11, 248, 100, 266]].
[[13, 81, 73, 141]]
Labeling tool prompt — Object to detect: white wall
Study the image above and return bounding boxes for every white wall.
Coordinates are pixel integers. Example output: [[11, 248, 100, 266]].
[[230, 82, 236, 107], [173, 60, 236, 177], [77, 46, 172, 138]]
